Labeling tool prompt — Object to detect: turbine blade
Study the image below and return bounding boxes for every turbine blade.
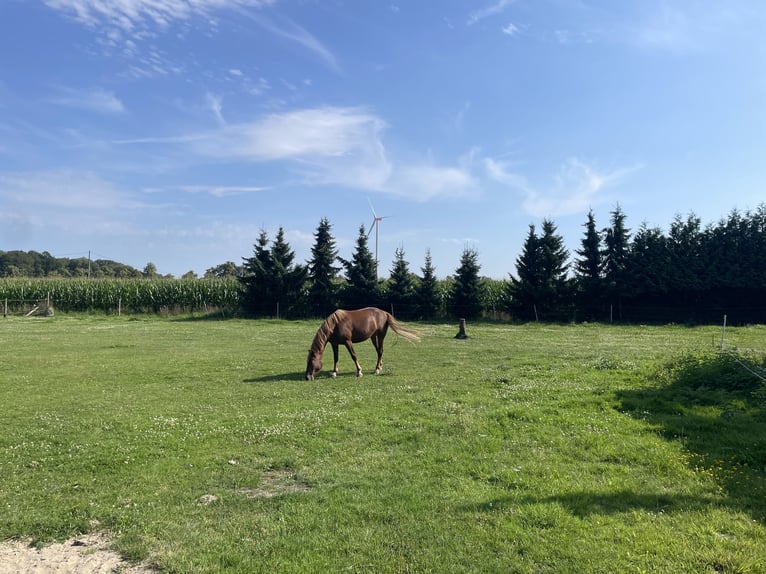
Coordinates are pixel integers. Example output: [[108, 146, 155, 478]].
[[367, 218, 376, 237], [367, 197, 378, 218]]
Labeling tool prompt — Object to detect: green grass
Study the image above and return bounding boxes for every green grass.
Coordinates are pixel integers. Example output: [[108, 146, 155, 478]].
[[1, 316, 765, 573]]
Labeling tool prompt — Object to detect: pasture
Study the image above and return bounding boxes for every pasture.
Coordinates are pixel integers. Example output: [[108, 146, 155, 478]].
[[1, 315, 765, 573]]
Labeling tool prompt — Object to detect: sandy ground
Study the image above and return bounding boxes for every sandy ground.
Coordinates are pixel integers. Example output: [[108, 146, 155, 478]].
[[0, 533, 155, 574]]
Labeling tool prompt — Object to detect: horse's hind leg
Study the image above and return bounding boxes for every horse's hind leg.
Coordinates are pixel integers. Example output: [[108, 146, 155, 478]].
[[344, 341, 363, 377], [372, 334, 384, 374]]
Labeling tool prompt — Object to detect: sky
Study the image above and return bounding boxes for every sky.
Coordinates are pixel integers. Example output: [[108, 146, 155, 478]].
[[1, 0, 765, 279]]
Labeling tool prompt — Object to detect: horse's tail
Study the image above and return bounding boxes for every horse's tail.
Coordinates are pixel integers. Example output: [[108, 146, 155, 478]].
[[386, 313, 421, 343]]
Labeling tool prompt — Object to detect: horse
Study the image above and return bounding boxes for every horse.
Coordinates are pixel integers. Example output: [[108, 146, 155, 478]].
[[305, 307, 421, 380]]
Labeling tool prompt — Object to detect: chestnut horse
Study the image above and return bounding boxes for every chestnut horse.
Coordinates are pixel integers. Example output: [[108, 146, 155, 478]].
[[305, 307, 421, 380]]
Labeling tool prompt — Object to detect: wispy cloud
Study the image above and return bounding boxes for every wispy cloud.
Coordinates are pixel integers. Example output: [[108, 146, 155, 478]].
[[145, 184, 271, 197], [485, 157, 641, 217], [502, 22, 520, 36], [236, 10, 342, 74], [45, 0, 274, 30], [0, 170, 145, 210], [113, 106, 483, 201], [467, 0, 516, 26], [48, 86, 125, 114]]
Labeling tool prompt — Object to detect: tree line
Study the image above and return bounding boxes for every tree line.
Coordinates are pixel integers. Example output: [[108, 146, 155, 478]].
[[3, 203, 765, 323], [508, 204, 766, 323], [239, 205, 766, 324]]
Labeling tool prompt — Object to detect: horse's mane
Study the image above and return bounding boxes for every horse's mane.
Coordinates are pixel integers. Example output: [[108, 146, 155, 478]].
[[310, 310, 343, 354]]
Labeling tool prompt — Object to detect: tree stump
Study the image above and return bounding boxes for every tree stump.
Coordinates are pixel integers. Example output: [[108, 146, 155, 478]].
[[454, 318, 469, 339]]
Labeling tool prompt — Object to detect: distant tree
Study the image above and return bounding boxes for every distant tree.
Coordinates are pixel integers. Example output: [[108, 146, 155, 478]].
[[627, 223, 669, 299], [269, 227, 308, 317], [239, 227, 307, 318], [181, 271, 198, 280], [573, 210, 604, 318], [306, 217, 340, 316], [143, 262, 159, 279], [506, 224, 542, 319], [205, 261, 241, 278], [603, 204, 631, 317], [667, 213, 704, 297], [340, 224, 379, 308], [447, 246, 483, 320], [386, 246, 417, 318], [538, 218, 571, 315], [415, 249, 441, 320], [240, 229, 274, 316], [506, 220, 569, 320]]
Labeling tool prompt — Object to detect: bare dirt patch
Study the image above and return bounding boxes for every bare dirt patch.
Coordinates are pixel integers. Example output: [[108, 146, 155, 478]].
[[236, 469, 311, 499], [0, 533, 155, 574]]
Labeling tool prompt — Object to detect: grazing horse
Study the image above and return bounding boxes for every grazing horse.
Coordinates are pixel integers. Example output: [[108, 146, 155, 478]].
[[305, 307, 421, 380]]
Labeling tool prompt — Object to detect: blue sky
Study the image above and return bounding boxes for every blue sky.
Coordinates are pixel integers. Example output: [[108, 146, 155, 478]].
[[1, 1, 764, 278]]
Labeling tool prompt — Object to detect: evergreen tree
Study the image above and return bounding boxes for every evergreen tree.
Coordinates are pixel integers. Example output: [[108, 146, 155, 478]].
[[603, 204, 631, 317], [415, 249, 441, 320], [627, 223, 669, 299], [386, 246, 416, 318], [573, 210, 604, 317], [307, 217, 340, 317], [340, 224, 379, 308], [667, 213, 704, 297], [506, 224, 542, 320], [240, 229, 274, 316], [269, 227, 308, 318], [448, 246, 483, 320], [538, 218, 571, 315]]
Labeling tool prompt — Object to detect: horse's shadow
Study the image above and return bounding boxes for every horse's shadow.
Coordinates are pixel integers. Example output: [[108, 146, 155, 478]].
[[242, 371, 377, 383], [243, 372, 304, 383]]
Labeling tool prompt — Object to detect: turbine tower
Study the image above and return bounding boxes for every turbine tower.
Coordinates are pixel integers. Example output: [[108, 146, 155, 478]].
[[366, 199, 389, 280]]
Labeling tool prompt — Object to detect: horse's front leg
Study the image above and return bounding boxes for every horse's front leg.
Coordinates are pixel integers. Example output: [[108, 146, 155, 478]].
[[344, 341, 363, 377], [331, 343, 340, 378]]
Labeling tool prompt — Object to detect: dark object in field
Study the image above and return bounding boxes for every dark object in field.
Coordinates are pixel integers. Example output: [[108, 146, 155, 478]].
[[455, 318, 469, 339], [305, 307, 421, 380]]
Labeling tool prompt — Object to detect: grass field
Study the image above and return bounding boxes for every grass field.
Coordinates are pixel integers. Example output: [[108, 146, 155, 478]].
[[1, 315, 765, 573]]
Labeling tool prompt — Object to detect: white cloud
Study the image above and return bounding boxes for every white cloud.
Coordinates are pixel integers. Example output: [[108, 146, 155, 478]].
[[45, 0, 274, 30], [236, 10, 342, 74], [112, 106, 488, 201], [206, 92, 225, 125], [48, 86, 125, 114], [485, 157, 640, 217], [467, 0, 515, 26], [502, 22, 520, 36], [145, 184, 271, 197], [0, 170, 144, 210]]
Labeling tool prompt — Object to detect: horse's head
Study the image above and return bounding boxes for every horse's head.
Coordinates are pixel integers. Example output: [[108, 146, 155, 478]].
[[305, 349, 322, 381]]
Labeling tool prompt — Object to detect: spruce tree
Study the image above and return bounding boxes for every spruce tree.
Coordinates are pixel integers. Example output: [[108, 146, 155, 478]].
[[603, 204, 631, 317], [448, 246, 483, 320], [340, 224, 379, 308], [507, 224, 542, 320], [416, 249, 441, 320], [387, 246, 416, 318], [270, 227, 308, 318], [574, 210, 603, 317], [240, 229, 274, 316], [307, 217, 340, 317], [538, 218, 570, 315]]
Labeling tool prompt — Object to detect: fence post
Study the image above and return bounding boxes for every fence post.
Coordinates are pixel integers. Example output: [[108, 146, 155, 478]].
[[720, 314, 727, 351], [3, 298, 6, 318]]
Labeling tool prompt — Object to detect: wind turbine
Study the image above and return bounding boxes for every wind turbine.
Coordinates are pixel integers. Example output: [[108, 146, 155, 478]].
[[366, 198, 389, 280]]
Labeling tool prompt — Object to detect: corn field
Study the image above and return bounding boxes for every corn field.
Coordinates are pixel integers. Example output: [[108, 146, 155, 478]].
[[0, 278, 242, 315]]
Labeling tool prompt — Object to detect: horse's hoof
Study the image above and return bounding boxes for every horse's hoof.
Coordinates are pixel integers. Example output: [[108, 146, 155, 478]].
[[330, 371, 337, 378], [374, 368, 381, 375], [356, 372, 363, 378]]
